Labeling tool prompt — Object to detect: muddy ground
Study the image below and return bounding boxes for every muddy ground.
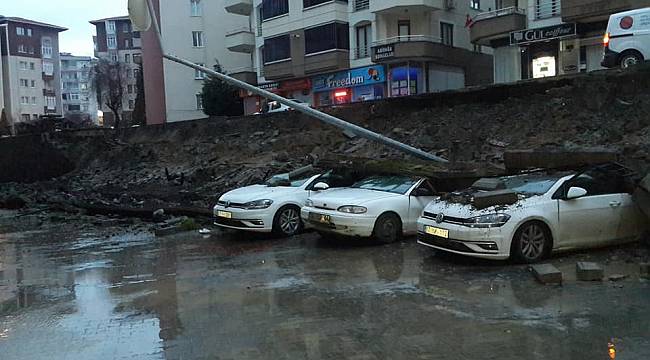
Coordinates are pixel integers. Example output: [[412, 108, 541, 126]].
[[0, 210, 649, 359], [1, 69, 650, 215]]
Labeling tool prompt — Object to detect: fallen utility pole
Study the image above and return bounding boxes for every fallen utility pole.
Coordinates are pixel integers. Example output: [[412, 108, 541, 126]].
[[134, 0, 448, 164]]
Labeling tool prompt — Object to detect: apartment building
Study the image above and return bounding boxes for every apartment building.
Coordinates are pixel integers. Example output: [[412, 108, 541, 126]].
[[90, 16, 142, 125], [60, 53, 98, 123], [141, 0, 252, 124], [229, 0, 493, 114], [0, 16, 66, 131], [469, 0, 647, 83]]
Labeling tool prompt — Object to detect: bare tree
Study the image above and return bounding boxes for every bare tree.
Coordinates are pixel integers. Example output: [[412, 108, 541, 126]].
[[90, 58, 127, 129]]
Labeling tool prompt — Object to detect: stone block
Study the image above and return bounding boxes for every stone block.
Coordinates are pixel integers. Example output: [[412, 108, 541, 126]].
[[473, 189, 518, 209], [576, 261, 604, 281], [472, 177, 506, 191], [530, 264, 562, 285]]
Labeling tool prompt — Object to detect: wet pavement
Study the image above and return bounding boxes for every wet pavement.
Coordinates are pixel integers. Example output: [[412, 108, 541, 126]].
[[1, 210, 649, 359]]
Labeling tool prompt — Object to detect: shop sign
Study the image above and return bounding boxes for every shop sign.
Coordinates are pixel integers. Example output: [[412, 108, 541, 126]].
[[280, 78, 311, 91], [258, 81, 280, 92], [374, 45, 394, 60], [312, 65, 386, 92], [510, 23, 576, 45]]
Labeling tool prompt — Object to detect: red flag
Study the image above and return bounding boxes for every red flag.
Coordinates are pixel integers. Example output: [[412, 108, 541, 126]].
[[465, 14, 475, 28]]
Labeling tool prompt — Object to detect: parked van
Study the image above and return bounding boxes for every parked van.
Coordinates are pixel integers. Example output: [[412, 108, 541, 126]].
[[602, 7, 650, 69]]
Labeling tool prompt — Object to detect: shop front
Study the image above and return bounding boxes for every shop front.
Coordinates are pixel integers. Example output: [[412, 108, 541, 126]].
[[311, 65, 386, 107], [240, 78, 312, 114]]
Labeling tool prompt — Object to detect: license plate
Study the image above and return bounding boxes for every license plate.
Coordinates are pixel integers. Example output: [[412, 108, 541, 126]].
[[310, 212, 331, 224], [425, 225, 449, 238], [217, 210, 232, 219]]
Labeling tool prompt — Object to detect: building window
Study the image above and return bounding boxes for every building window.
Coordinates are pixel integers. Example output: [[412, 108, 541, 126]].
[[27, 28, 32, 37], [195, 63, 205, 79], [16, 27, 25, 36], [125, 54, 131, 63], [30, 62, 35, 70], [536, 0, 560, 19], [398, 20, 410, 39], [32, 114, 39, 120], [263, 35, 291, 63], [106, 20, 116, 33], [31, 96, 37, 104], [196, 94, 203, 110], [133, 54, 142, 64], [134, 69, 140, 79], [129, 100, 134, 109], [355, 24, 371, 59], [31, 80, 35, 88], [473, 44, 482, 53], [127, 69, 133, 78], [20, 61, 28, 70], [128, 84, 133, 93], [21, 114, 31, 121], [125, 39, 130, 48], [69, 104, 81, 111], [20, 79, 29, 87], [354, 0, 369, 11], [441, 22, 454, 47], [123, 23, 131, 32], [304, 22, 349, 55], [256, 5, 263, 36], [70, 94, 80, 100], [470, 0, 480, 10], [191, 0, 202, 16], [192, 31, 204, 47], [42, 38, 53, 58], [261, 0, 289, 20], [82, 104, 89, 112], [304, 0, 343, 8], [18, 44, 26, 53], [81, 83, 88, 90], [110, 53, 118, 62], [107, 35, 117, 49], [20, 96, 28, 104], [46, 96, 56, 110]]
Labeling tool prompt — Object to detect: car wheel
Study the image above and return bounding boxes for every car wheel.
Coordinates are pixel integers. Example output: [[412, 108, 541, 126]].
[[373, 213, 402, 244], [511, 222, 551, 264], [620, 51, 643, 69], [272, 205, 303, 237]]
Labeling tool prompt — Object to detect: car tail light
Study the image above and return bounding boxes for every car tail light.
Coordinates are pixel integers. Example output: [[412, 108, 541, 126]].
[[603, 32, 610, 47]]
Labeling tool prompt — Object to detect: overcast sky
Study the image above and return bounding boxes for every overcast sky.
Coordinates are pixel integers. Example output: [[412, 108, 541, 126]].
[[2, 0, 128, 56]]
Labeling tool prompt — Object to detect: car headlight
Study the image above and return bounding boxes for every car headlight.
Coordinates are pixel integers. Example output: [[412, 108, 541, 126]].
[[243, 199, 273, 209], [466, 214, 510, 228], [337, 205, 367, 214], [305, 199, 314, 207]]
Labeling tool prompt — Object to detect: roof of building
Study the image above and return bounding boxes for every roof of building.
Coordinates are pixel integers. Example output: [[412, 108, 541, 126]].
[[0, 16, 67, 31], [89, 16, 131, 25]]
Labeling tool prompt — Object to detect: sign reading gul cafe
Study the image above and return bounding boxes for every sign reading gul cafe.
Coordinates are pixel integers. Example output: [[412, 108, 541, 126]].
[[510, 23, 576, 45]]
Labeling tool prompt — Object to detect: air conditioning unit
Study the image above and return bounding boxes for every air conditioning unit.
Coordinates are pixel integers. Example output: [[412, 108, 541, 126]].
[[445, 0, 456, 9]]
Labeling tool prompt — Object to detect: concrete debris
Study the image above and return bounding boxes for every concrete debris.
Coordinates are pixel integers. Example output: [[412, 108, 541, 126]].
[[154, 225, 181, 237], [504, 149, 619, 171], [576, 262, 604, 281], [152, 209, 166, 222], [530, 264, 562, 285], [608, 274, 628, 282], [472, 189, 518, 210], [471, 178, 506, 191], [640, 263, 650, 279]]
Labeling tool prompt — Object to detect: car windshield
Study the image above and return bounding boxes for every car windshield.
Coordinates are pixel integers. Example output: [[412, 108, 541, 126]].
[[501, 173, 568, 195], [351, 175, 418, 194], [264, 173, 311, 187]]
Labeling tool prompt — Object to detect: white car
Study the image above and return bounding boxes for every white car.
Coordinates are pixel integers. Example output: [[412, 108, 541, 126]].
[[602, 7, 650, 69], [255, 99, 306, 114], [418, 165, 646, 263], [213, 172, 331, 236], [301, 175, 437, 243]]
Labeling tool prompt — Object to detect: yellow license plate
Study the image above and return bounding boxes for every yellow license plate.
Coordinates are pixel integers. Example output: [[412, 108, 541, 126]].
[[425, 225, 449, 238], [217, 210, 232, 219]]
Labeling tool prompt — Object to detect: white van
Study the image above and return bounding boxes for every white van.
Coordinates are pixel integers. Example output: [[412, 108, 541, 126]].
[[602, 7, 650, 69]]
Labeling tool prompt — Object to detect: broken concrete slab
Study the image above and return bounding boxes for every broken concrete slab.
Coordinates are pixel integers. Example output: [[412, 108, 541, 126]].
[[473, 189, 518, 209], [576, 262, 604, 281], [471, 177, 506, 191], [504, 149, 618, 171], [608, 274, 628, 282], [530, 264, 562, 285]]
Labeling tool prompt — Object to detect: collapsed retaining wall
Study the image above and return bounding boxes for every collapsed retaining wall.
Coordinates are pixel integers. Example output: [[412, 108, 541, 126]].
[[0, 135, 75, 183]]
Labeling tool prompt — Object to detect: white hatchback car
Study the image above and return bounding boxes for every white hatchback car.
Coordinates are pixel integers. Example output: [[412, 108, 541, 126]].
[[418, 166, 646, 263], [301, 175, 437, 243], [213, 172, 331, 236]]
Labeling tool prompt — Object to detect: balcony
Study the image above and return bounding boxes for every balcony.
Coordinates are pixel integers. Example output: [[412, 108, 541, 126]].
[[225, 0, 253, 15], [225, 28, 255, 53], [370, 0, 443, 13], [229, 66, 258, 85], [562, 0, 647, 23], [304, 50, 349, 74], [470, 7, 527, 45]]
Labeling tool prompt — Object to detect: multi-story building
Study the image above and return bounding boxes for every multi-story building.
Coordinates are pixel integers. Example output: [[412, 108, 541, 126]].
[[141, 0, 253, 124], [90, 16, 142, 125], [60, 53, 98, 124], [231, 0, 493, 114], [469, 0, 647, 83], [0, 16, 66, 131]]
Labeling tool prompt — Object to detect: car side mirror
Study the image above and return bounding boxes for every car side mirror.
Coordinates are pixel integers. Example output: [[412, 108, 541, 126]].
[[312, 182, 329, 191], [412, 187, 432, 197], [566, 186, 588, 200]]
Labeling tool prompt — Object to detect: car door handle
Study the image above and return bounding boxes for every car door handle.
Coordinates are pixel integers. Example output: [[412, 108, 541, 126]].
[[609, 201, 622, 207]]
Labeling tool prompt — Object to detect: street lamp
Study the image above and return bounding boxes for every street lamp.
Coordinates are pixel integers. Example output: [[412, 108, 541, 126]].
[[127, 0, 448, 163]]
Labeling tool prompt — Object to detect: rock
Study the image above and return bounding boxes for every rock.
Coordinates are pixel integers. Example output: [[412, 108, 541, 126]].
[[608, 274, 628, 282], [152, 208, 166, 222], [342, 130, 357, 139], [576, 261, 604, 281], [530, 264, 562, 285]]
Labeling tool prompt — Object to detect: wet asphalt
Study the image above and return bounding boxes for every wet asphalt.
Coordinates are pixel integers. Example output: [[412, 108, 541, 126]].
[[0, 210, 649, 360]]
